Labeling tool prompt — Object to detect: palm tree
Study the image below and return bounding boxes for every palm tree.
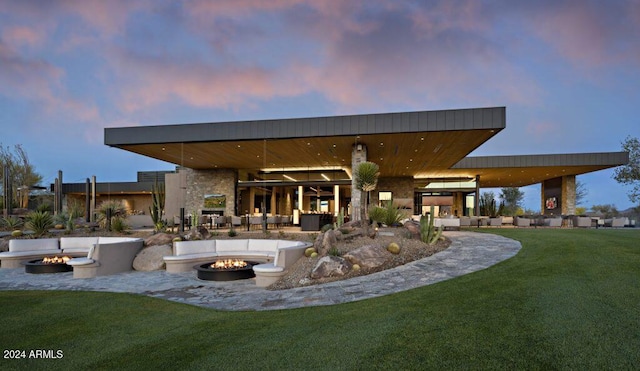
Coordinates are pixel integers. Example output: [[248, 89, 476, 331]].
[[355, 161, 379, 227]]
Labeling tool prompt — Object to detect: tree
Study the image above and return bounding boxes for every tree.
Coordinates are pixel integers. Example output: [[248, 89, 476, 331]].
[[0, 144, 43, 209], [590, 204, 619, 218], [613, 136, 640, 204], [575, 180, 588, 206], [479, 191, 498, 217], [354, 161, 379, 227], [499, 187, 524, 215]]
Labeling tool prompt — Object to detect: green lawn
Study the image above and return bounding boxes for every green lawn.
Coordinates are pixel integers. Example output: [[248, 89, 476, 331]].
[[1, 228, 639, 370]]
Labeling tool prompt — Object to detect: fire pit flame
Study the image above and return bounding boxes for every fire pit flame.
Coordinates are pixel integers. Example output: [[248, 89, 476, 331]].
[[210, 259, 248, 270], [42, 256, 71, 264]]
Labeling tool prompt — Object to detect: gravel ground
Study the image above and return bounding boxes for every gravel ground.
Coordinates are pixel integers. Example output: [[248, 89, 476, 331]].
[[269, 228, 450, 290]]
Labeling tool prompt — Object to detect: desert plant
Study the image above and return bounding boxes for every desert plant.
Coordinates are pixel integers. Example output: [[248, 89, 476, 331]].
[[149, 180, 165, 232], [355, 162, 380, 223], [479, 192, 498, 217], [228, 226, 237, 237], [335, 207, 345, 229], [370, 201, 407, 227], [420, 206, 443, 245], [25, 210, 54, 237], [110, 216, 129, 233], [97, 200, 126, 231], [1, 216, 23, 230], [328, 246, 340, 256], [368, 206, 386, 226], [321, 223, 334, 232]]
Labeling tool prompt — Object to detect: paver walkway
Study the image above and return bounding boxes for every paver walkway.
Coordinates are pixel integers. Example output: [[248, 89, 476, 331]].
[[0, 231, 520, 311]]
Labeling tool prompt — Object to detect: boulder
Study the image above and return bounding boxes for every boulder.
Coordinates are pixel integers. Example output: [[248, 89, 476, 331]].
[[144, 232, 175, 247], [311, 256, 351, 279], [319, 229, 338, 255], [343, 244, 389, 269], [403, 220, 420, 239], [186, 226, 209, 240], [0, 239, 8, 253], [133, 244, 172, 271]]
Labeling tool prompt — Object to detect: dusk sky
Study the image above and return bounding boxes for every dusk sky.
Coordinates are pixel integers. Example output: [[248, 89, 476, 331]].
[[1, 0, 639, 211]]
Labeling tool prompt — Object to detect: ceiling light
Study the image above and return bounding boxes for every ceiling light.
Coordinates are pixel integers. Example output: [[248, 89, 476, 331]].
[[283, 174, 297, 182], [321, 173, 330, 181]]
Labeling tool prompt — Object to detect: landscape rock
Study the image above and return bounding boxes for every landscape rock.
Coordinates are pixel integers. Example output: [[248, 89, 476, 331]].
[[133, 244, 172, 271], [319, 229, 338, 255], [403, 220, 420, 239], [310, 256, 351, 279], [343, 244, 389, 269], [186, 226, 209, 240], [144, 232, 175, 247]]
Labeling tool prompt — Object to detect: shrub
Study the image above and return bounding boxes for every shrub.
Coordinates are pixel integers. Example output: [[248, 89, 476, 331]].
[[25, 210, 54, 237], [97, 200, 126, 230], [228, 227, 237, 237], [1, 216, 23, 231], [320, 223, 334, 232], [110, 216, 129, 233], [328, 246, 340, 256], [370, 201, 407, 227]]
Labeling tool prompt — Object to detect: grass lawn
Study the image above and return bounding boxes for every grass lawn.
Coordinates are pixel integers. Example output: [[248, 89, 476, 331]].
[[1, 228, 639, 370]]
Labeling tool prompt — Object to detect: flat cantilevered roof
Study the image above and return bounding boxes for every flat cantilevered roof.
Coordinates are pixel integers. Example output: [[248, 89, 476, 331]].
[[104, 106, 627, 186], [440, 152, 630, 187], [105, 107, 505, 178]]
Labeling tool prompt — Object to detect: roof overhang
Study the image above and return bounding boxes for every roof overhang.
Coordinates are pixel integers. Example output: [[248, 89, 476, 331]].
[[105, 107, 506, 178], [437, 152, 630, 188]]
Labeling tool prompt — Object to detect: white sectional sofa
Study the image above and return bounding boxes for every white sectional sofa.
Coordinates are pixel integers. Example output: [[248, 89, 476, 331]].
[[163, 239, 312, 287], [0, 238, 61, 268]]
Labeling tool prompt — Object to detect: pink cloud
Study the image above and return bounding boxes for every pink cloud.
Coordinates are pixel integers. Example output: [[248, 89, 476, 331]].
[[526, 1, 640, 70]]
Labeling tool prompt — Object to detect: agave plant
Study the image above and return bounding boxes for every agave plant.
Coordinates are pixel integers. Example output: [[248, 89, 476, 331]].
[[1, 216, 24, 230], [25, 210, 54, 237]]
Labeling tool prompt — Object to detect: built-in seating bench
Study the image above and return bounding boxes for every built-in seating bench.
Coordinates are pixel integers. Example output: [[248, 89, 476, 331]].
[[163, 239, 312, 287], [66, 237, 143, 279], [0, 237, 143, 279]]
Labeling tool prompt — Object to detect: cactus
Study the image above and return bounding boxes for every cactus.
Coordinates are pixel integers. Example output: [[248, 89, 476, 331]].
[[148, 180, 165, 232], [335, 207, 345, 229], [420, 205, 443, 245]]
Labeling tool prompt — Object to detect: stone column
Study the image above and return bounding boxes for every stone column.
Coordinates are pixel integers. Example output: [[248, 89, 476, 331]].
[[350, 143, 367, 221], [561, 175, 576, 215]]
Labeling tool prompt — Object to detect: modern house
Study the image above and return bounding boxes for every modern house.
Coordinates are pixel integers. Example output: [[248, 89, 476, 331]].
[[102, 107, 628, 223]]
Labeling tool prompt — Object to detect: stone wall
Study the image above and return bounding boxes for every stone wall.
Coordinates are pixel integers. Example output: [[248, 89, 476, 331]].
[[184, 168, 238, 217], [372, 177, 415, 215]]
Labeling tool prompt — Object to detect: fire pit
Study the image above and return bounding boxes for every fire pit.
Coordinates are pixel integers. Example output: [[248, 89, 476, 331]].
[[194, 259, 257, 281], [24, 256, 73, 274]]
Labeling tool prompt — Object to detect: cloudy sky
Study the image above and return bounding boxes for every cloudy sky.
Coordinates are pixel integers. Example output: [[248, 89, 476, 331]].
[[1, 0, 639, 211]]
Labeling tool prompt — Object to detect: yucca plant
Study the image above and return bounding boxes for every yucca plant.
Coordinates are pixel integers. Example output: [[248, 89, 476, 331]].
[[97, 200, 127, 231], [355, 161, 379, 229], [25, 210, 54, 237]]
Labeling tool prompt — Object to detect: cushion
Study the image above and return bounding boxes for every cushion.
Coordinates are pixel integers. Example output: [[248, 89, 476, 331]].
[[253, 263, 284, 273], [174, 240, 216, 255], [248, 239, 279, 252], [66, 257, 95, 266], [216, 239, 249, 252]]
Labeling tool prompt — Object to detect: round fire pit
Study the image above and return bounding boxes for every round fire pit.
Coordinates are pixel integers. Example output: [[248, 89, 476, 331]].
[[24, 257, 73, 274], [195, 260, 257, 281]]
